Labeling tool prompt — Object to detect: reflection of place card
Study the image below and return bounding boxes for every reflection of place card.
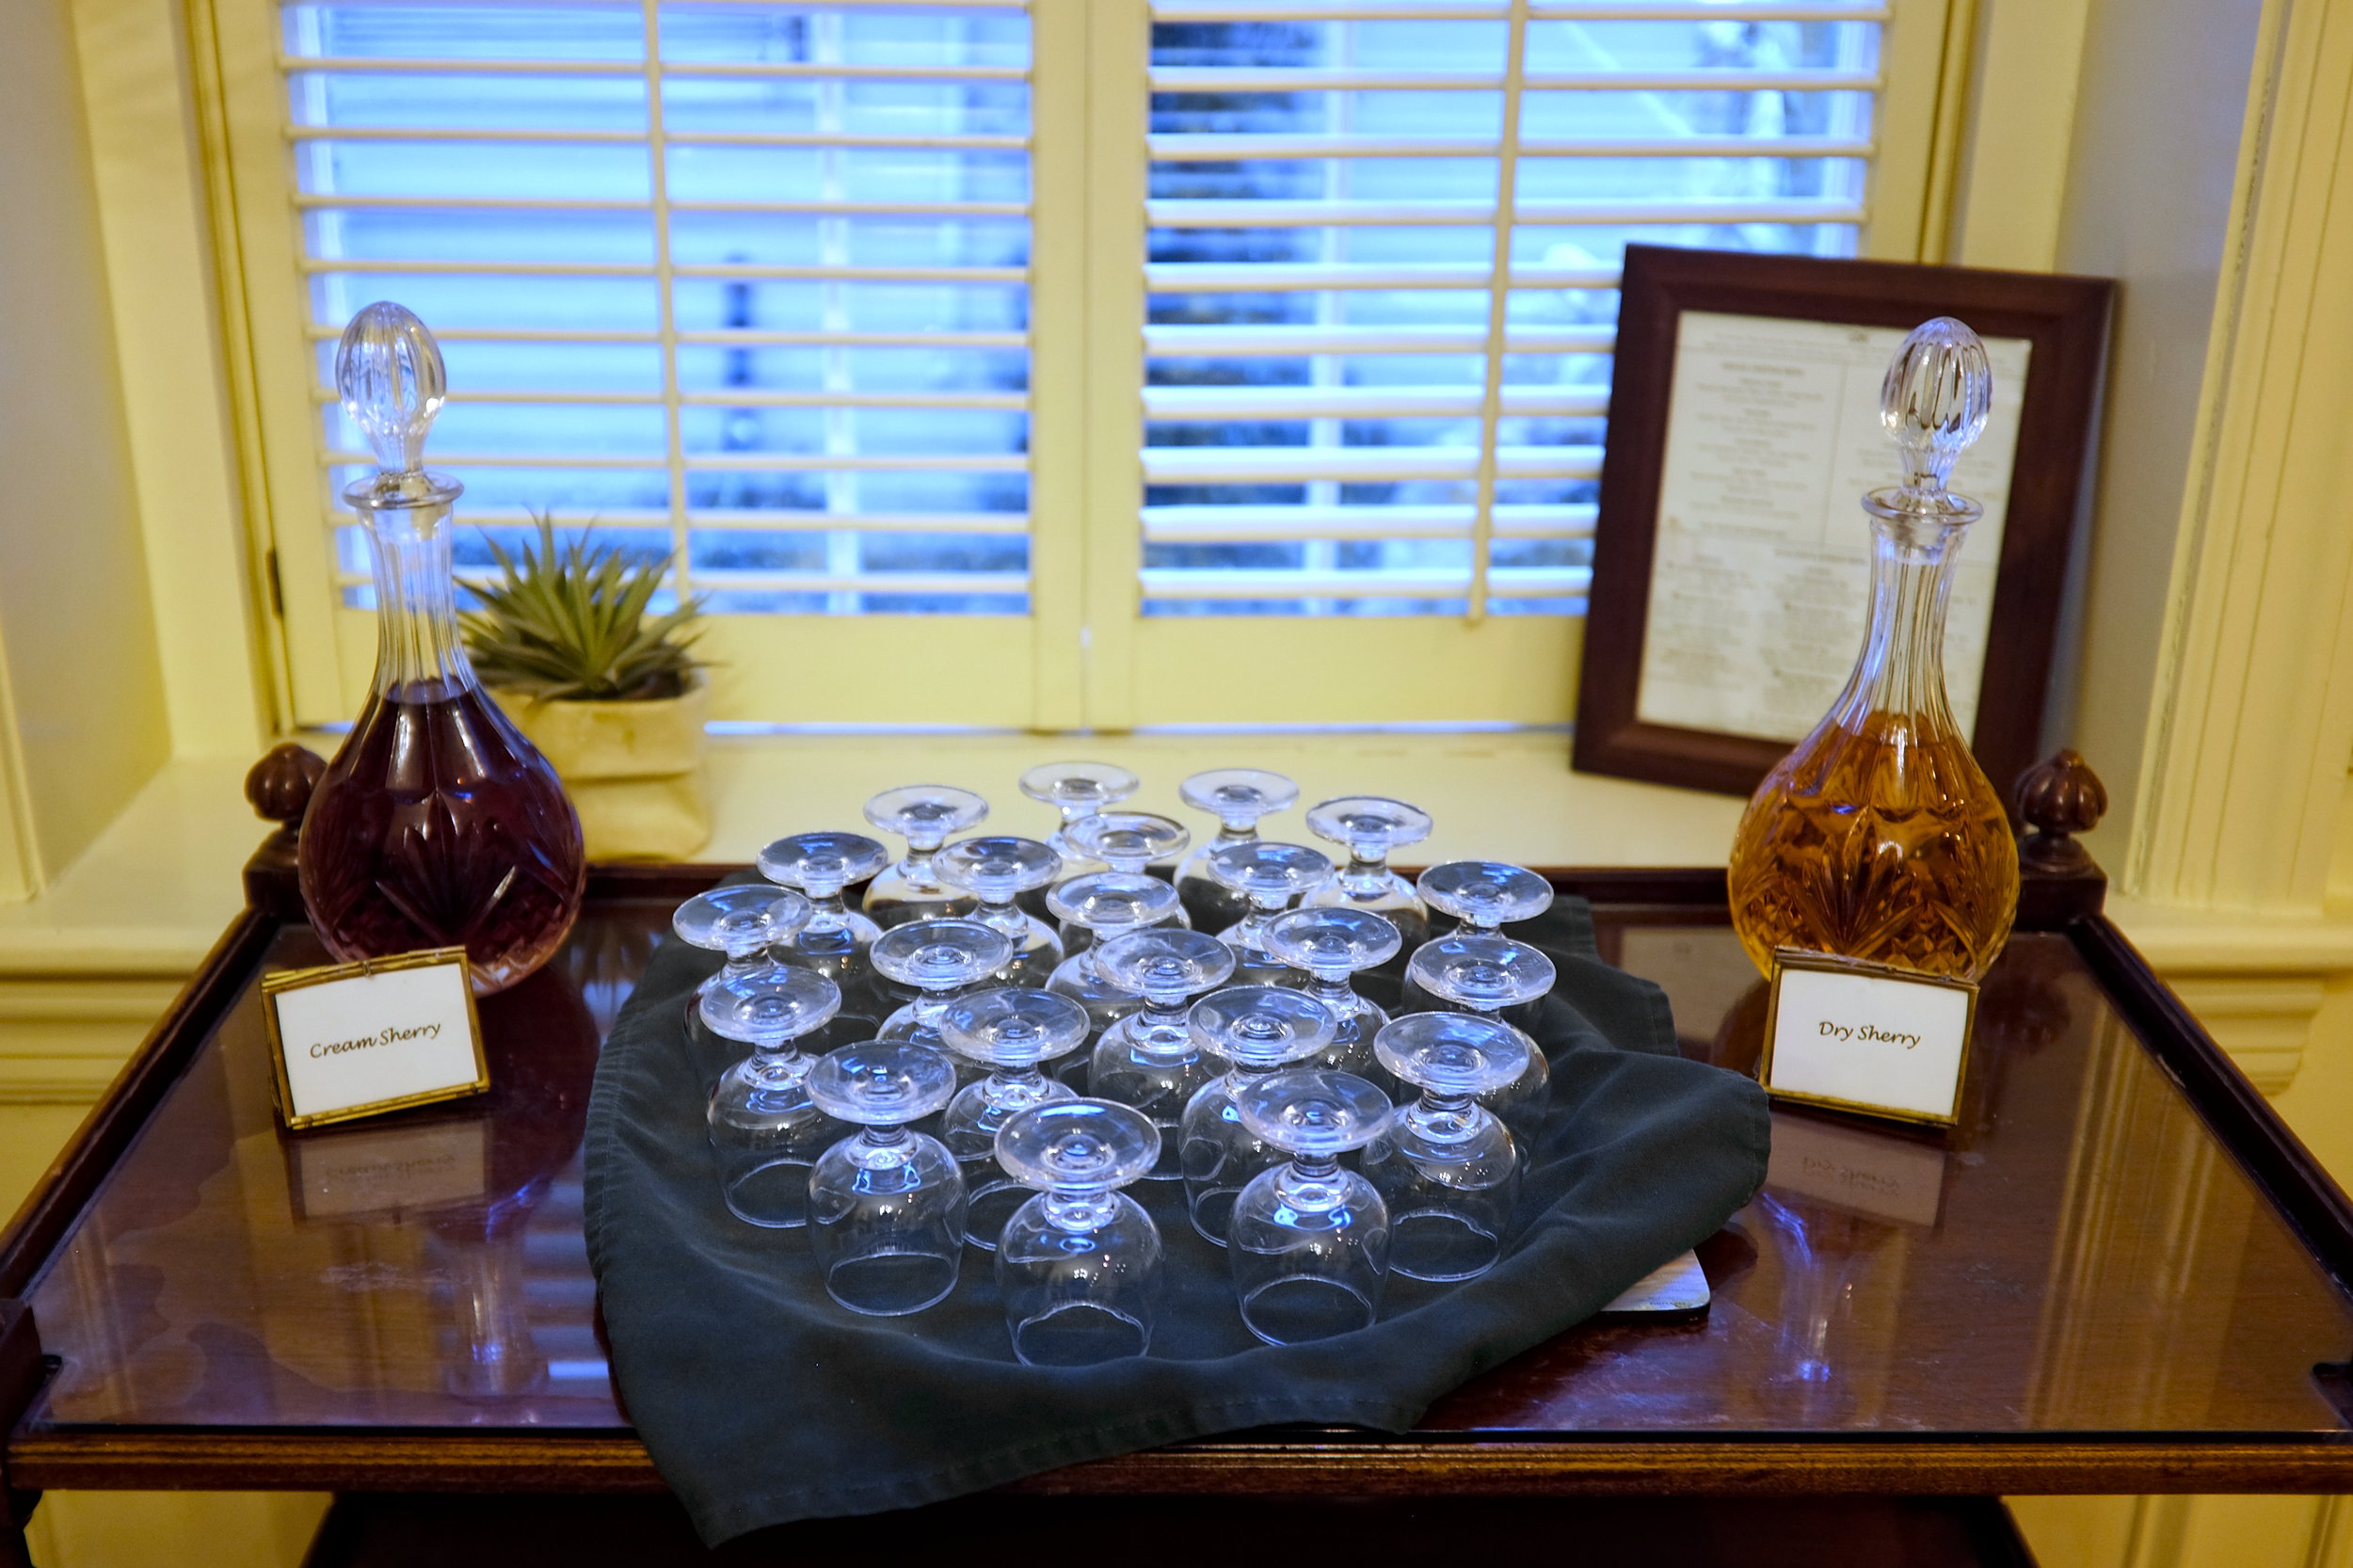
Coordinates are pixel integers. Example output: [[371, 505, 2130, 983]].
[[1768, 1111, 1947, 1227], [1761, 950, 1977, 1127], [1601, 1251, 1710, 1314], [290, 1117, 489, 1221], [261, 948, 488, 1130]]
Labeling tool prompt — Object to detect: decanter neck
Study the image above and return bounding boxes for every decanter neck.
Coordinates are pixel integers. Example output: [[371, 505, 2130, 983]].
[[360, 501, 476, 699], [1830, 508, 1965, 736]]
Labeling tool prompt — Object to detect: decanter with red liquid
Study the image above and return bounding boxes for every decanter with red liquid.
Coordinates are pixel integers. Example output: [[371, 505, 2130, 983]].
[[1726, 318, 2019, 983], [297, 303, 585, 995]]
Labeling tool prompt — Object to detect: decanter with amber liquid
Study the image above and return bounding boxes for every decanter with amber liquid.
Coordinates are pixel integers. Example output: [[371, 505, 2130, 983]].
[[297, 303, 586, 995], [1726, 318, 2019, 983]]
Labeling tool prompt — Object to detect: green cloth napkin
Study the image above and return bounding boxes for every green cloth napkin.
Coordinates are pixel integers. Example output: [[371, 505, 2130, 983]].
[[584, 896, 1769, 1545]]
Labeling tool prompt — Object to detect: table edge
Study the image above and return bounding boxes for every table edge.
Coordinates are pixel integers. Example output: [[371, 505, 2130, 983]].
[[13, 1431, 2353, 1497]]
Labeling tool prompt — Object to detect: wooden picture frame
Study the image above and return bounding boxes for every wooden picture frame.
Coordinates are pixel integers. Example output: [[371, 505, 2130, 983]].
[[1574, 245, 2114, 798]]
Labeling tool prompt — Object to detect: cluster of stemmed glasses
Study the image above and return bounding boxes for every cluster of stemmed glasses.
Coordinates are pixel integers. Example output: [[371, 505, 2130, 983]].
[[671, 766, 1568, 1360]]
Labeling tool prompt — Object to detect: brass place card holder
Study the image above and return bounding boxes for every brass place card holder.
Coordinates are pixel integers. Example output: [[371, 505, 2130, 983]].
[[260, 948, 489, 1131]]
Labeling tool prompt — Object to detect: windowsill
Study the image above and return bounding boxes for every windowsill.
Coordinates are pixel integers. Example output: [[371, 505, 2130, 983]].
[[13, 730, 2353, 997], [0, 730, 1751, 976]]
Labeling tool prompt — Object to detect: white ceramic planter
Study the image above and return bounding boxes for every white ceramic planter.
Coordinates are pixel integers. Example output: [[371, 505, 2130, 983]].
[[495, 679, 711, 860]]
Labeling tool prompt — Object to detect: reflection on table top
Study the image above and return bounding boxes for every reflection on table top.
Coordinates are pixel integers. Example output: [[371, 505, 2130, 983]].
[[18, 896, 2353, 1442]]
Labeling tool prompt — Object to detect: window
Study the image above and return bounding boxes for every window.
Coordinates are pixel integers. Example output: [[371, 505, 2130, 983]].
[[211, 0, 1954, 730]]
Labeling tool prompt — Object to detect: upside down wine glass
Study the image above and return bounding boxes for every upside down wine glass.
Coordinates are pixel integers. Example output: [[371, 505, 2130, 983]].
[[1179, 986, 1335, 1245], [670, 884, 811, 1051], [1361, 1012, 1528, 1282], [1228, 1069, 1394, 1345], [872, 919, 1016, 1049], [1068, 812, 1193, 929], [1403, 861, 1554, 1013], [937, 987, 1089, 1249], [1304, 796, 1434, 950], [1405, 933, 1556, 1142], [298, 302, 584, 994], [995, 1100, 1164, 1367], [1018, 760, 1141, 875], [807, 1040, 968, 1315], [1174, 768, 1299, 931], [1045, 872, 1185, 1041], [759, 831, 890, 1026], [1260, 905, 1400, 1077], [936, 836, 1064, 987], [862, 785, 987, 931], [1088, 928, 1237, 1181], [1208, 840, 1333, 987], [700, 966, 845, 1228]]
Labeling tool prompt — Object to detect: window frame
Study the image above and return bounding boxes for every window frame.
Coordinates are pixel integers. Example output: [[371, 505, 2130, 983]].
[[208, 0, 1963, 732]]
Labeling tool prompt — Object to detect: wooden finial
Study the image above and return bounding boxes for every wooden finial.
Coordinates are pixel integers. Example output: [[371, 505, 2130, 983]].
[[245, 743, 325, 826], [2014, 748, 2108, 875]]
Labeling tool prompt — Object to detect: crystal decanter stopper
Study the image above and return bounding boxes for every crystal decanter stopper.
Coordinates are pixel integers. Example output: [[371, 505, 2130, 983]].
[[296, 303, 586, 995], [1725, 318, 2019, 982]]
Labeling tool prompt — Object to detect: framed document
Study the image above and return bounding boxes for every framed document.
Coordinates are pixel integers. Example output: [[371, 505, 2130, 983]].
[[1575, 246, 2113, 798]]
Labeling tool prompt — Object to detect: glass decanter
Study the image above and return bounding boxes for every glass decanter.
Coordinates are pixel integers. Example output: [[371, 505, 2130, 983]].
[[298, 303, 585, 995], [1726, 318, 2020, 982]]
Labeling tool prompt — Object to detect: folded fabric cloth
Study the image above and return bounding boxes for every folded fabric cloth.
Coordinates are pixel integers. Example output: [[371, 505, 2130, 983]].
[[584, 893, 1769, 1545]]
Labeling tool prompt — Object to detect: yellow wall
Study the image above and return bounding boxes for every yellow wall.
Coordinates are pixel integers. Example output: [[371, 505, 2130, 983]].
[[0, 0, 168, 900]]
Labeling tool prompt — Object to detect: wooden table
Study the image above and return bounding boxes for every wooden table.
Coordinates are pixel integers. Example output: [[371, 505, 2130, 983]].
[[3, 849, 2350, 1564]]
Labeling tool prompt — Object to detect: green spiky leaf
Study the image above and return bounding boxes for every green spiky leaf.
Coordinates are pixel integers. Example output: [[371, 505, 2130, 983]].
[[458, 515, 709, 701]]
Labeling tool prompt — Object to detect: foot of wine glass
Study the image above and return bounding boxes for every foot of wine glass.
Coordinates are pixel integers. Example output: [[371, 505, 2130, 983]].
[[1067, 811, 1193, 928], [937, 987, 1090, 1250], [1206, 840, 1334, 988], [936, 835, 1065, 988], [862, 784, 987, 931], [872, 919, 1016, 1051], [1044, 872, 1184, 1082], [1303, 795, 1434, 951], [670, 884, 811, 1076], [760, 831, 891, 1029], [1261, 905, 1401, 1078], [1174, 768, 1299, 932]]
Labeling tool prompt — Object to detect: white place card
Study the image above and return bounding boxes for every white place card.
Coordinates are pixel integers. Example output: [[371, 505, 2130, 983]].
[[261, 948, 488, 1130], [1601, 1250, 1711, 1315], [1760, 950, 1977, 1128]]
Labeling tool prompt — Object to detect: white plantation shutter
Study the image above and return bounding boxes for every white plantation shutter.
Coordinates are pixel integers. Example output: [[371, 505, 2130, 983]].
[[236, 0, 1045, 724], [1136, 0, 1885, 620], [213, 0, 1948, 728]]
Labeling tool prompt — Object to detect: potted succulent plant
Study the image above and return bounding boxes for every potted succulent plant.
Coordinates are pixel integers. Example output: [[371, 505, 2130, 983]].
[[461, 517, 712, 859]]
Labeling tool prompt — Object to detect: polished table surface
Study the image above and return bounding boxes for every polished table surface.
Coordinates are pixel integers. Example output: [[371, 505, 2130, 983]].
[[5, 871, 2353, 1496]]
